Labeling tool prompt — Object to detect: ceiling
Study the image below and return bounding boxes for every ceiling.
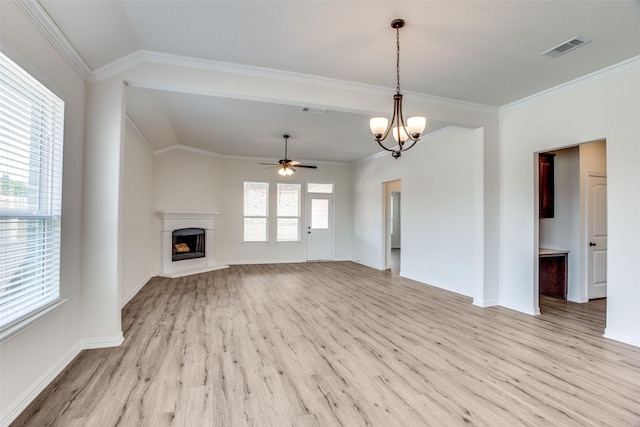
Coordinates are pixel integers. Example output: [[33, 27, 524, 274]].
[[37, 1, 640, 163]]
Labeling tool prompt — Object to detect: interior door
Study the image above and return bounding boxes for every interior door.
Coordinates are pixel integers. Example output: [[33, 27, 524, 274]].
[[306, 193, 333, 261], [587, 174, 607, 299]]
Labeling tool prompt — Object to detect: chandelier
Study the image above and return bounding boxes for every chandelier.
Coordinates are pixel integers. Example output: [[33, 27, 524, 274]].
[[370, 19, 427, 159]]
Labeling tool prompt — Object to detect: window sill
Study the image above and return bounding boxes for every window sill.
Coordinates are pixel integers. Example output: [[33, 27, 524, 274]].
[[0, 299, 67, 343]]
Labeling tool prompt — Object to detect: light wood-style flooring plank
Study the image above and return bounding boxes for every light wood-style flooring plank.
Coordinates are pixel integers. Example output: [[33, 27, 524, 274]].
[[10, 262, 640, 426]]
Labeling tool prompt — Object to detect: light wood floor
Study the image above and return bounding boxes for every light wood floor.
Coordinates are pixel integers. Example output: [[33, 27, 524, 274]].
[[11, 262, 640, 426]]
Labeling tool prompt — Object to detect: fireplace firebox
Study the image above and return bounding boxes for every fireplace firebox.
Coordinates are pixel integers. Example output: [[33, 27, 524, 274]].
[[158, 210, 226, 278], [172, 228, 205, 261]]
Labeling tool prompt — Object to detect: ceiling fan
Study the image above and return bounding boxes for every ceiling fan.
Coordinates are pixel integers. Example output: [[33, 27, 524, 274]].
[[259, 134, 317, 176]]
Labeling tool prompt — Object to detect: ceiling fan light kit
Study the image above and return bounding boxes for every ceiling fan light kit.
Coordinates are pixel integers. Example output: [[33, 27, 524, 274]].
[[259, 134, 318, 176], [370, 18, 427, 159]]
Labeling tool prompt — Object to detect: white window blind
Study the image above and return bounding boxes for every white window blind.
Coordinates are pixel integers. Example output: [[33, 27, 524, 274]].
[[243, 182, 268, 241], [0, 52, 64, 331], [277, 183, 300, 241]]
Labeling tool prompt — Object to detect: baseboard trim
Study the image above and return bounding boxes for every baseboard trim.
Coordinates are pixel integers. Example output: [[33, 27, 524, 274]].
[[82, 333, 125, 350], [222, 258, 306, 266], [1, 333, 125, 426], [1, 342, 82, 427], [566, 294, 588, 303], [121, 274, 156, 308], [498, 300, 539, 316], [603, 328, 640, 348], [473, 298, 499, 308], [400, 272, 473, 298]]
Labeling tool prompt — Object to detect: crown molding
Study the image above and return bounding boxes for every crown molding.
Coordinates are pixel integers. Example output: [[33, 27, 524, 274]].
[[154, 144, 222, 157], [124, 115, 155, 153], [501, 54, 640, 112], [15, 0, 92, 80], [154, 144, 350, 165], [91, 50, 497, 113]]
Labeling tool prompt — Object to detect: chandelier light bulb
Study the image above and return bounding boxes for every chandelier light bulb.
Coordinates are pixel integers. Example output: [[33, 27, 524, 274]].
[[370, 117, 389, 138], [278, 167, 287, 176], [407, 116, 427, 137], [393, 125, 409, 142]]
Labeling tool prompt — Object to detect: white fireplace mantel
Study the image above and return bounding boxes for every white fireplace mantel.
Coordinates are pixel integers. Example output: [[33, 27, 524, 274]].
[[157, 210, 227, 278]]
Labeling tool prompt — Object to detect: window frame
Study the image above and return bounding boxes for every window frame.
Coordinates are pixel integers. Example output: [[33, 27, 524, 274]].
[[242, 181, 269, 242], [0, 51, 65, 337]]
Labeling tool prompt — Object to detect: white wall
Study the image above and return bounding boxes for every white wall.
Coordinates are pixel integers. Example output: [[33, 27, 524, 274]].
[[154, 147, 223, 212], [221, 158, 354, 264], [354, 127, 479, 297], [500, 62, 640, 345], [0, 1, 86, 422], [539, 147, 580, 300], [154, 149, 353, 264], [120, 121, 157, 307]]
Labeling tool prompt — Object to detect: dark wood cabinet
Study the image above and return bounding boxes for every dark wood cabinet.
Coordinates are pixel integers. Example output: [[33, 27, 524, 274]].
[[539, 153, 555, 218], [539, 250, 567, 299]]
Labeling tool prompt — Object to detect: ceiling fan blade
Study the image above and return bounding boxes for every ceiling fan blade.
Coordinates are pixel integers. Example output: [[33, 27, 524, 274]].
[[295, 164, 317, 169], [289, 160, 301, 166], [259, 162, 280, 166]]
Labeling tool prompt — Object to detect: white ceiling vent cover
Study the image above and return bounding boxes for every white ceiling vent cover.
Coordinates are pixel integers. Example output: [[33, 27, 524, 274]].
[[541, 37, 590, 58], [301, 107, 327, 114]]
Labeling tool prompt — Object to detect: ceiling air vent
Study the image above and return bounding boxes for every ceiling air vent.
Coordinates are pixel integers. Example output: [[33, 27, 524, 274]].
[[301, 107, 327, 114], [541, 37, 590, 58]]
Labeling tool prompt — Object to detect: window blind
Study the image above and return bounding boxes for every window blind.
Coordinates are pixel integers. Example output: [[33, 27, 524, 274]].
[[243, 182, 268, 242], [0, 52, 64, 331], [277, 183, 300, 241]]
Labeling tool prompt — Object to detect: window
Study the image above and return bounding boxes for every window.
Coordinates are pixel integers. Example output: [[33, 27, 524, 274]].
[[243, 182, 268, 241], [307, 182, 333, 194], [0, 52, 65, 331], [277, 183, 300, 241]]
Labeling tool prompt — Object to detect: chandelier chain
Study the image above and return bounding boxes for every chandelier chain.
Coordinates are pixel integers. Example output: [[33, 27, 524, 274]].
[[396, 26, 401, 94]]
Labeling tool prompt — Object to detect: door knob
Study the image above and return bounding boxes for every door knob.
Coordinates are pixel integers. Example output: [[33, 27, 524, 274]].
[[589, 242, 596, 247]]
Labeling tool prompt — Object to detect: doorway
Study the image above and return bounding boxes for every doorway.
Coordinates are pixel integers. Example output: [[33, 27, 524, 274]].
[[536, 139, 607, 311], [306, 183, 334, 261], [384, 180, 401, 273]]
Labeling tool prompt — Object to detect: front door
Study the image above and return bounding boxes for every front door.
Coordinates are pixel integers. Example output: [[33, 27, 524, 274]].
[[587, 173, 607, 299], [306, 193, 333, 261]]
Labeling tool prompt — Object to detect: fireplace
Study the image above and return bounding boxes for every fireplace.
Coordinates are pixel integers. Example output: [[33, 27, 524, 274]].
[[172, 228, 205, 261], [157, 211, 227, 278]]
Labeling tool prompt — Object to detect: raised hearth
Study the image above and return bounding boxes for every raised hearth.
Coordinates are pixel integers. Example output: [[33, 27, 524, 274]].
[[157, 211, 227, 278]]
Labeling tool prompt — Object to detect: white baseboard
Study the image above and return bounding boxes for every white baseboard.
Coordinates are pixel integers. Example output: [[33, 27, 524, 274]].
[[222, 258, 306, 265], [400, 272, 473, 299], [1, 333, 125, 426], [498, 299, 539, 316], [603, 328, 640, 348], [473, 298, 499, 308], [566, 294, 588, 303], [121, 273, 157, 308], [82, 333, 125, 350], [351, 259, 385, 270], [1, 342, 81, 427]]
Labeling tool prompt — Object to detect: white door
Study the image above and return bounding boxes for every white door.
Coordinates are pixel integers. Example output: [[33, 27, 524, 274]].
[[587, 174, 607, 299], [306, 193, 333, 261]]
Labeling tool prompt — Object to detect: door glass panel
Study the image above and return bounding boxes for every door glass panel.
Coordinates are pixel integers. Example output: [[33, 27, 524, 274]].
[[311, 199, 329, 229]]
